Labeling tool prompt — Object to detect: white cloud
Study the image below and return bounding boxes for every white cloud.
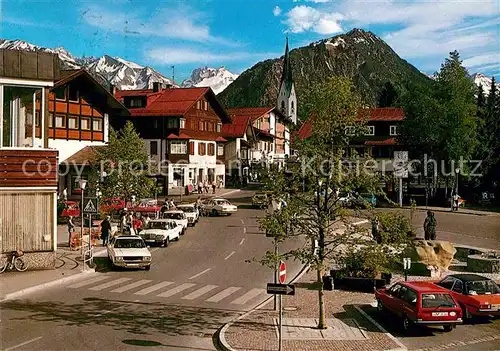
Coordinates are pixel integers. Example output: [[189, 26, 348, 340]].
[[335, 0, 499, 61], [273, 6, 282, 16], [81, 5, 233, 45], [463, 52, 500, 68], [285, 5, 343, 34], [146, 47, 279, 65]]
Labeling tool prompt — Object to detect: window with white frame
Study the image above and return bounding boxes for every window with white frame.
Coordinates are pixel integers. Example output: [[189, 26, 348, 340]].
[[180, 118, 185, 129], [170, 141, 187, 154], [216, 123, 222, 133], [365, 125, 375, 136], [345, 126, 355, 135], [390, 125, 398, 136], [93, 118, 103, 131], [217, 145, 224, 156]]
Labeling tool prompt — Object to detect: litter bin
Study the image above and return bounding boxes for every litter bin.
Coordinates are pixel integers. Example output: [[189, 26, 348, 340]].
[[323, 275, 334, 291]]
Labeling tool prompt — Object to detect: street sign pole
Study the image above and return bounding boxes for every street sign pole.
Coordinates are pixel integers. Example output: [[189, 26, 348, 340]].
[[279, 293, 283, 351], [274, 238, 278, 311], [399, 177, 403, 207]]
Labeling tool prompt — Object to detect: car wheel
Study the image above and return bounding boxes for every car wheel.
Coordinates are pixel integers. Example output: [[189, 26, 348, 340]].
[[175, 234, 180, 241], [145, 265, 151, 271], [376, 299, 385, 314], [163, 237, 169, 247], [460, 304, 472, 321], [181, 228, 185, 235], [402, 316, 412, 333], [443, 325, 454, 332], [212, 209, 217, 216]]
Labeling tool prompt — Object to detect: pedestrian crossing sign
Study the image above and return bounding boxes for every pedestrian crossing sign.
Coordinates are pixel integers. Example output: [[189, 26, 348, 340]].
[[83, 197, 98, 214]]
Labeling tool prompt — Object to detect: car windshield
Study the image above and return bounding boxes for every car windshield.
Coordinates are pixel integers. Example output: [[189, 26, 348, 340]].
[[421, 293, 456, 308], [114, 238, 146, 249], [466, 280, 500, 295], [147, 222, 166, 229], [215, 200, 231, 206], [179, 207, 195, 213], [164, 213, 184, 220]]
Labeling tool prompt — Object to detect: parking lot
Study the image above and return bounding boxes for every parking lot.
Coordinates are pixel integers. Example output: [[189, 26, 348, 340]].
[[358, 303, 500, 350]]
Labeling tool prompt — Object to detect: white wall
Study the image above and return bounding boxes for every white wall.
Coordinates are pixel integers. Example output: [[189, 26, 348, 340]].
[[50, 139, 105, 163]]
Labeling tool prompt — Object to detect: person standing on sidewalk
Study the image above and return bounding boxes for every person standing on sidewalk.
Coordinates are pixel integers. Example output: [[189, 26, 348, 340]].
[[212, 180, 216, 194], [68, 216, 75, 248], [424, 211, 437, 240], [452, 192, 460, 211], [371, 216, 381, 243], [101, 216, 111, 246]]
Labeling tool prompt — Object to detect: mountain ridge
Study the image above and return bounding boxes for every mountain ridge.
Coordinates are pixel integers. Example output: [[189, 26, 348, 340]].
[[181, 66, 238, 95]]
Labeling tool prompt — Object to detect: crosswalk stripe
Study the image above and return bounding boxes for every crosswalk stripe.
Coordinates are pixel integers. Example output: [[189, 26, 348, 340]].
[[205, 287, 241, 303], [89, 278, 132, 291], [182, 285, 218, 300], [230, 288, 265, 305], [68, 275, 109, 288], [134, 281, 174, 296], [110, 280, 152, 293], [156, 283, 196, 298]]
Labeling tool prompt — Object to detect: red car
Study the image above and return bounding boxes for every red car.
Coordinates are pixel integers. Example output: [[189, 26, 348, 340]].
[[375, 281, 462, 333], [100, 198, 126, 214], [434, 274, 500, 319], [61, 201, 80, 217]]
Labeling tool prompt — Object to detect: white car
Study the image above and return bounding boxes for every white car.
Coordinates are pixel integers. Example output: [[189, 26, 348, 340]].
[[203, 198, 238, 216], [138, 219, 181, 246], [176, 204, 199, 226], [162, 210, 188, 233], [107, 235, 152, 270]]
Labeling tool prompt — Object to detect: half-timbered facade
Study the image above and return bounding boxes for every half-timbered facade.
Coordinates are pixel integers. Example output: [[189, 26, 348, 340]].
[[46, 69, 128, 198], [114, 85, 230, 194], [0, 49, 59, 269]]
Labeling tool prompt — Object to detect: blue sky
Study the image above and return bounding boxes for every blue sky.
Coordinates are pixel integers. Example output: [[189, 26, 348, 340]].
[[1, 0, 499, 83]]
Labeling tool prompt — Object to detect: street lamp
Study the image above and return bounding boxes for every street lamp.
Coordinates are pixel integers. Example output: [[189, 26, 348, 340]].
[[78, 178, 87, 260], [455, 168, 460, 195]]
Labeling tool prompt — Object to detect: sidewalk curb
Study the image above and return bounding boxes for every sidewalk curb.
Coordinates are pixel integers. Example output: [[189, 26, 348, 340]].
[[0, 268, 96, 302], [216, 263, 310, 351], [407, 207, 496, 217]]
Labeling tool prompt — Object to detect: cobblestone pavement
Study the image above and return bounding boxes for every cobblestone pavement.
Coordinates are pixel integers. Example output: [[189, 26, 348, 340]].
[[222, 270, 402, 351], [222, 270, 500, 351]]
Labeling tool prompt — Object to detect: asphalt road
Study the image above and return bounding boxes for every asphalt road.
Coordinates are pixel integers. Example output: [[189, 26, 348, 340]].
[[0, 190, 305, 351], [373, 208, 500, 250]]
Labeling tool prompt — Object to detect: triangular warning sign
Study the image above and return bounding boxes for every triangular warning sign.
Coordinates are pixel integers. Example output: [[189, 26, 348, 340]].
[[83, 199, 97, 213]]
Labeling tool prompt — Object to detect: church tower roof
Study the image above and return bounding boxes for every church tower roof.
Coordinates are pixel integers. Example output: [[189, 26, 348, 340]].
[[280, 36, 294, 98]]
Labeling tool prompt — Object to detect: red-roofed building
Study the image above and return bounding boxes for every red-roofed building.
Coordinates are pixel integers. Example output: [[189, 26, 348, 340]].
[[223, 107, 291, 183], [297, 107, 406, 194], [113, 84, 231, 194]]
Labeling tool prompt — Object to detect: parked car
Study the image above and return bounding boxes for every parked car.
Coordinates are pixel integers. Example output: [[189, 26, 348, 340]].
[[176, 204, 199, 226], [107, 235, 152, 270], [252, 193, 269, 209], [162, 210, 188, 233], [132, 200, 162, 215], [138, 219, 181, 247], [202, 198, 238, 216], [356, 193, 377, 207], [101, 198, 126, 214], [434, 274, 500, 319], [375, 281, 462, 333], [60, 201, 80, 217]]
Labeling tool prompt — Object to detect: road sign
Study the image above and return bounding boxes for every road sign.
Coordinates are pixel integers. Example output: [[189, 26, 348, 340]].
[[267, 283, 295, 295], [83, 197, 98, 214], [279, 261, 286, 284]]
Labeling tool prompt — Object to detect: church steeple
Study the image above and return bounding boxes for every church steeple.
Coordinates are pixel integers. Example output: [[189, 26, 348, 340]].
[[277, 36, 297, 124]]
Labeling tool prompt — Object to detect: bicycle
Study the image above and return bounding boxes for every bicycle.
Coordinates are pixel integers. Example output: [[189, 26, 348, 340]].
[[0, 250, 28, 273]]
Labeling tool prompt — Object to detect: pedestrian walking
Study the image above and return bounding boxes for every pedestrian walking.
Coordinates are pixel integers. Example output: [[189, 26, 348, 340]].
[[168, 198, 176, 210], [204, 180, 209, 194], [212, 180, 216, 194], [67, 216, 75, 248], [101, 216, 111, 246], [424, 211, 437, 240], [452, 192, 460, 211], [198, 181, 203, 194]]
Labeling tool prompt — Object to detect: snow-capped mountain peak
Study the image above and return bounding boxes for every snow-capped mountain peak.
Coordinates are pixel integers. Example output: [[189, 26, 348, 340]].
[[182, 66, 238, 95], [471, 72, 497, 93], [0, 38, 174, 90]]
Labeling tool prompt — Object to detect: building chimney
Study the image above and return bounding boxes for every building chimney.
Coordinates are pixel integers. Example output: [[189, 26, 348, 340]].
[[109, 84, 117, 96], [153, 82, 162, 92]]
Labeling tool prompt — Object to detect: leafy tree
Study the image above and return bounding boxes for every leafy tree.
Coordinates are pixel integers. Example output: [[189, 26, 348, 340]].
[[400, 51, 477, 198], [96, 121, 155, 202], [378, 81, 399, 107], [256, 77, 410, 329]]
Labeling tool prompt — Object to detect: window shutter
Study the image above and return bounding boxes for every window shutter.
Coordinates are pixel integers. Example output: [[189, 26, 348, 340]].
[[189, 141, 195, 155]]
